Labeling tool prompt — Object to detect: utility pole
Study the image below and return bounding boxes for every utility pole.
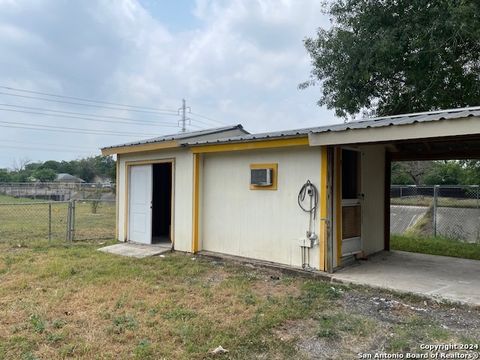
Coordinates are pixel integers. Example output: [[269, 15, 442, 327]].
[[178, 99, 191, 132]]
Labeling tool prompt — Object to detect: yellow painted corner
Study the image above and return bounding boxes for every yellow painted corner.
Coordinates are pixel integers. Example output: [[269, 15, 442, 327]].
[[319, 147, 328, 271], [192, 153, 200, 253]]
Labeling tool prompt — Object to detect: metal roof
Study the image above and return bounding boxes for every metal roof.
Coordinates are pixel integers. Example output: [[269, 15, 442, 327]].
[[187, 107, 480, 146], [100, 124, 248, 150]]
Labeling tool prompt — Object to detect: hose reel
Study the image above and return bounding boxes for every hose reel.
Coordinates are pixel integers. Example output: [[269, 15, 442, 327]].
[[298, 180, 319, 269]]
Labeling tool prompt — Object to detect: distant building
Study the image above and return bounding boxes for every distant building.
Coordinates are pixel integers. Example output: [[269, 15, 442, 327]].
[[55, 173, 85, 183]]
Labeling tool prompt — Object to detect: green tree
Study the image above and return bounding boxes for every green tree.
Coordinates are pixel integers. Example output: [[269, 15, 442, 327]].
[[74, 159, 96, 183], [423, 161, 465, 185], [57, 160, 75, 175], [32, 168, 57, 182], [92, 155, 115, 180], [302, 0, 480, 117], [391, 163, 414, 185], [461, 160, 480, 184], [41, 160, 61, 172], [0, 169, 12, 182]]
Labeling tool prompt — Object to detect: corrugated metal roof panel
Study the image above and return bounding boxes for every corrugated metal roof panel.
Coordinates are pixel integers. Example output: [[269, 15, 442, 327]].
[[187, 107, 480, 146], [100, 124, 247, 150]]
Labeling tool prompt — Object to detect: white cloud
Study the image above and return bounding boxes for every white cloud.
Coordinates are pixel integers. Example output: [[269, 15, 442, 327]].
[[0, 0, 336, 167]]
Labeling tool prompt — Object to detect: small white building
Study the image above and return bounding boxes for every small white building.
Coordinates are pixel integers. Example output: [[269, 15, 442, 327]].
[[101, 109, 480, 272]]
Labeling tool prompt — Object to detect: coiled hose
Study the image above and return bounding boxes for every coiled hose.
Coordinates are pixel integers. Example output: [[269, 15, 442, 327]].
[[297, 180, 318, 219]]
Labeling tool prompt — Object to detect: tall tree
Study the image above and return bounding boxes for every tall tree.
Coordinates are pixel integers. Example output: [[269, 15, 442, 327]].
[[302, 0, 480, 118]]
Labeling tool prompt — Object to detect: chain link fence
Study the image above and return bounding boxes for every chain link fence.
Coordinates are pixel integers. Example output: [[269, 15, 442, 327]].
[[0, 182, 115, 201], [0, 199, 115, 243], [391, 185, 480, 242]]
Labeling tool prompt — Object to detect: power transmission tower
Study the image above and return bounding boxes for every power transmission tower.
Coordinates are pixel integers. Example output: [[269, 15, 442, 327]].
[[178, 99, 191, 132]]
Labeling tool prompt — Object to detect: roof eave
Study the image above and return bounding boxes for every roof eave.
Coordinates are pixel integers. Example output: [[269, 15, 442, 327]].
[[101, 140, 179, 156], [308, 115, 480, 146], [190, 135, 309, 153]]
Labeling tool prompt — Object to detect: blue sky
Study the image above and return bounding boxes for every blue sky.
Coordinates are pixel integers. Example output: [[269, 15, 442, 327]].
[[0, 0, 336, 168]]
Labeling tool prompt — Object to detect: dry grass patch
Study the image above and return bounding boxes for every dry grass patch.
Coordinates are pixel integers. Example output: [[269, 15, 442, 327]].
[[0, 241, 479, 359]]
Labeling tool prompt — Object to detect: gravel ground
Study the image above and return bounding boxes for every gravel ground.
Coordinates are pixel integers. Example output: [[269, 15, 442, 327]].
[[276, 283, 480, 359]]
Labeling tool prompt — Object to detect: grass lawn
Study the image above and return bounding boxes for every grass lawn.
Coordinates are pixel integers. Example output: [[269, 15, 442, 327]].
[[0, 241, 479, 359], [391, 234, 480, 261], [0, 194, 45, 204], [0, 195, 115, 243]]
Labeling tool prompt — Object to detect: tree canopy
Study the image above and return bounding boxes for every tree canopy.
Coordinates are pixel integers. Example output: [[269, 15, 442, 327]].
[[392, 160, 480, 185], [302, 0, 480, 118], [0, 156, 115, 183]]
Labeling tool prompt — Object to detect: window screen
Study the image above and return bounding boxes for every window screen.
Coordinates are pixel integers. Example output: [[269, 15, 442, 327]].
[[342, 149, 359, 199]]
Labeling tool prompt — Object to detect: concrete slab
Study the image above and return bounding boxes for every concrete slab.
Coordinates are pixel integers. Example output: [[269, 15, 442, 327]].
[[332, 251, 480, 306], [98, 243, 171, 258]]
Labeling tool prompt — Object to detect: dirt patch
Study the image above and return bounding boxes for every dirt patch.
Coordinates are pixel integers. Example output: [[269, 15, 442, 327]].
[[273, 286, 480, 359], [342, 288, 480, 338], [251, 275, 302, 299]]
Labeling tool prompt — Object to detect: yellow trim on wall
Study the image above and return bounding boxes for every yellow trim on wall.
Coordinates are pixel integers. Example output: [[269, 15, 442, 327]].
[[191, 137, 309, 154], [124, 158, 175, 244], [115, 156, 119, 241], [319, 147, 328, 271], [192, 153, 200, 253], [335, 148, 342, 266], [102, 140, 178, 156], [249, 163, 278, 190]]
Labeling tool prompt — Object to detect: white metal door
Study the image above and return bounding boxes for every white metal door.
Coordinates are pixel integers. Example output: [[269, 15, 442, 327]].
[[128, 165, 152, 244]]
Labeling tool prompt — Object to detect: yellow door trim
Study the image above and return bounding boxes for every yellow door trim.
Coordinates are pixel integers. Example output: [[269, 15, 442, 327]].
[[192, 153, 200, 253], [335, 148, 342, 266], [319, 147, 328, 271], [102, 140, 179, 156], [191, 137, 309, 154], [115, 156, 120, 241], [124, 158, 176, 244]]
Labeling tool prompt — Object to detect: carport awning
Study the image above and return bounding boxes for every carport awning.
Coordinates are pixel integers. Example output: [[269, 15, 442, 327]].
[[308, 109, 480, 147]]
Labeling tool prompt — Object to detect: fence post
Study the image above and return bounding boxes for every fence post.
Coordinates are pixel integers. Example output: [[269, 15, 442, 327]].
[[48, 202, 52, 241], [433, 185, 438, 237], [66, 201, 71, 242], [71, 200, 76, 241], [476, 185, 479, 210]]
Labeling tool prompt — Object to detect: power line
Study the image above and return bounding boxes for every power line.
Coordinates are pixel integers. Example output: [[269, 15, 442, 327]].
[[1, 87, 227, 126], [0, 92, 180, 116], [190, 111, 226, 126], [0, 86, 226, 130], [0, 138, 96, 151], [0, 144, 95, 154], [0, 105, 181, 128], [0, 85, 225, 125], [189, 115, 228, 128], [0, 118, 153, 137], [0, 85, 179, 113]]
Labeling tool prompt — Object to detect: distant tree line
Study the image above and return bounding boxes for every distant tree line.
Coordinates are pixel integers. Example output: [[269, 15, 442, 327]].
[[392, 160, 480, 186], [0, 156, 115, 183]]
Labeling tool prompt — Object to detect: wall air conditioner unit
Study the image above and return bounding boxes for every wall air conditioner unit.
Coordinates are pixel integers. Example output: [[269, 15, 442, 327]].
[[250, 168, 273, 186]]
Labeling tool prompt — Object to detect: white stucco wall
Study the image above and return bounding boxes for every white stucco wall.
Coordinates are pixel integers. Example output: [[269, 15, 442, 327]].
[[200, 147, 324, 268], [359, 144, 386, 255], [117, 149, 194, 252]]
